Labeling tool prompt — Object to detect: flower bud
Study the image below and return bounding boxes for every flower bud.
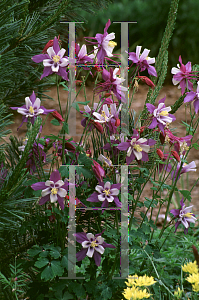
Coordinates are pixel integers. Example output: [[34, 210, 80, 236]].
[[171, 150, 180, 162], [137, 75, 155, 89], [92, 160, 105, 182], [51, 111, 64, 124], [156, 149, 164, 160], [115, 118, 120, 127]]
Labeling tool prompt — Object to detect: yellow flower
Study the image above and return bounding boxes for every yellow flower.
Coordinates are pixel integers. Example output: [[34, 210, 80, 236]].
[[126, 274, 156, 287], [186, 273, 199, 284], [174, 287, 183, 298], [122, 286, 151, 300], [182, 261, 199, 274], [192, 282, 199, 292]]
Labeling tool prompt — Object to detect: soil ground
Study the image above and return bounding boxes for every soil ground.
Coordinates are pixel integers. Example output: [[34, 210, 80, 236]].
[[5, 84, 199, 223]]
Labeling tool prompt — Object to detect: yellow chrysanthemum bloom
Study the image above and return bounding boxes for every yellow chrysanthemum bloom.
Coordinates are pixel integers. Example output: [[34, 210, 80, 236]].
[[186, 272, 199, 284], [122, 286, 151, 300], [126, 274, 156, 287], [182, 261, 199, 274], [192, 282, 199, 292]]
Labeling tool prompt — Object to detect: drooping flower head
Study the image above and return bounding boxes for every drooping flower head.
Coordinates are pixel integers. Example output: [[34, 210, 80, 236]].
[[146, 96, 176, 133], [74, 230, 115, 266], [11, 91, 55, 129], [162, 128, 192, 154], [95, 68, 127, 103], [171, 55, 196, 95], [184, 81, 199, 114], [170, 198, 197, 234], [87, 181, 122, 209], [32, 37, 69, 80], [128, 46, 157, 77], [31, 170, 68, 210], [117, 129, 156, 164], [80, 103, 103, 133], [75, 43, 94, 65], [169, 159, 196, 181]]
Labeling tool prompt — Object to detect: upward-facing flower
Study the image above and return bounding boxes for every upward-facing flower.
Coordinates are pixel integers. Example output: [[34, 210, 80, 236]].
[[146, 96, 176, 133], [11, 91, 55, 129], [31, 170, 68, 210], [96, 68, 127, 103], [128, 46, 157, 77], [117, 129, 156, 164], [32, 37, 69, 80], [184, 81, 199, 114], [87, 181, 122, 209], [170, 198, 197, 234], [74, 230, 115, 266], [93, 104, 113, 123], [171, 55, 196, 95]]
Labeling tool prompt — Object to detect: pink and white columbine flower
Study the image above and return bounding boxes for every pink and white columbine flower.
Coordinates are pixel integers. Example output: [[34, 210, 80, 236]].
[[171, 160, 197, 181], [11, 91, 55, 129], [171, 55, 196, 95], [128, 46, 157, 77], [170, 198, 197, 234], [31, 170, 68, 210], [117, 129, 156, 164], [93, 104, 113, 123], [146, 96, 176, 133], [87, 181, 122, 208], [184, 81, 199, 114], [32, 37, 69, 80], [95, 68, 127, 103], [74, 230, 115, 266]]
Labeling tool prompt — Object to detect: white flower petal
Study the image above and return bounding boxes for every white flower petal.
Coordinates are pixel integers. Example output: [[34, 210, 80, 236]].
[[50, 193, 57, 203], [43, 59, 53, 67], [45, 180, 54, 187], [58, 48, 66, 58], [86, 247, 94, 258], [41, 187, 51, 197], [95, 185, 104, 193], [107, 195, 114, 202], [86, 233, 95, 241], [52, 64, 59, 72], [59, 57, 69, 67], [98, 194, 106, 202], [133, 150, 142, 160], [104, 182, 111, 190], [95, 245, 104, 255], [25, 97, 32, 109], [96, 236, 104, 244], [82, 241, 90, 248], [34, 97, 41, 110], [17, 108, 28, 115], [47, 47, 56, 58], [171, 67, 180, 75], [57, 188, 67, 198], [110, 188, 119, 196]]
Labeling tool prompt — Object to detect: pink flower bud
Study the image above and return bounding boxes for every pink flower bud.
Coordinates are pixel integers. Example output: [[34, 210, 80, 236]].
[[92, 160, 105, 181], [156, 149, 164, 160], [42, 35, 61, 54], [137, 75, 155, 89], [115, 118, 120, 127], [51, 111, 64, 124], [171, 150, 180, 162]]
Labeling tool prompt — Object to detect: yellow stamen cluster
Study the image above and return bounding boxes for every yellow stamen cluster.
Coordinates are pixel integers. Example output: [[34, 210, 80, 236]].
[[53, 55, 60, 63], [184, 212, 194, 218], [103, 189, 110, 196], [90, 240, 98, 248], [101, 110, 108, 121], [29, 106, 34, 114], [159, 110, 169, 116], [133, 144, 142, 152], [51, 188, 58, 195], [180, 141, 189, 154], [108, 41, 117, 48]]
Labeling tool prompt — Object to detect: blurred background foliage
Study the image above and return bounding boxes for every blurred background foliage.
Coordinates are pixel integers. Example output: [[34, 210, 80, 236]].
[[77, 0, 199, 83]]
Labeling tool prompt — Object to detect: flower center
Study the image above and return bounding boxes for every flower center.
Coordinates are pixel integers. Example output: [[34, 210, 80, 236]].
[[133, 144, 142, 152], [159, 110, 169, 116], [29, 106, 34, 114], [51, 188, 58, 195], [180, 141, 189, 154], [53, 55, 60, 63], [90, 240, 98, 248], [101, 110, 107, 121], [184, 212, 194, 218], [103, 189, 110, 196], [108, 41, 117, 48]]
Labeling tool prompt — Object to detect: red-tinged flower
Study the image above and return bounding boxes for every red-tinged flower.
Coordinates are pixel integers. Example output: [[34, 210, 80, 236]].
[[171, 150, 180, 162], [92, 160, 105, 182], [51, 111, 64, 124], [139, 126, 146, 134], [137, 75, 155, 89], [115, 118, 120, 127], [86, 149, 92, 157], [90, 119, 104, 134], [42, 36, 61, 54], [162, 128, 192, 154]]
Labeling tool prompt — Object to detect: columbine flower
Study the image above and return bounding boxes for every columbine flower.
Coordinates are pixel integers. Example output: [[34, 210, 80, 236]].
[[184, 81, 199, 113], [75, 43, 94, 65], [87, 181, 122, 208], [31, 170, 68, 210], [128, 46, 157, 77], [146, 96, 176, 133], [11, 91, 54, 129], [170, 159, 196, 181], [74, 230, 115, 266], [32, 37, 69, 80], [92, 160, 105, 182], [170, 198, 197, 234], [182, 261, 199, 274], [117, 129, 156, 164], [107, 103, 122, 134], [93, 104, 113, 123], [95, 68, 127, 103], [162, 128, 192, 154], [80, 103, 103, 133], [171, 55, 196, 95]]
